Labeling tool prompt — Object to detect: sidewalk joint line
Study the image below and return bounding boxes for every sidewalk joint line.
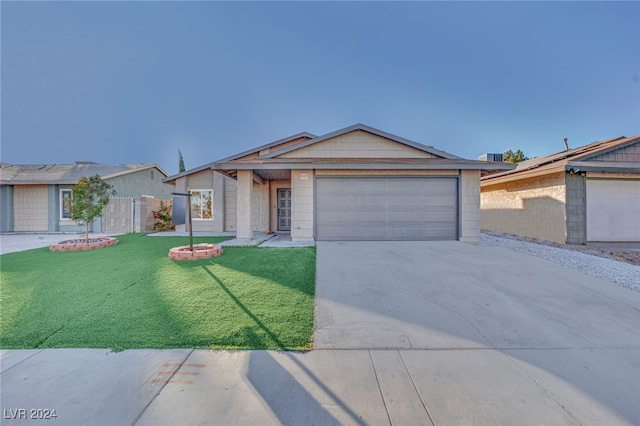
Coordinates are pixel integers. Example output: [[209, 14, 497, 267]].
[[131, 349, 195, 426], [0, 349, 45, 374], [399, 350, 436, 426], [367, 350, 393, 426]]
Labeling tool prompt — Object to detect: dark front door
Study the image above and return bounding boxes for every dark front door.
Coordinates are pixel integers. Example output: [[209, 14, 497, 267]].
[[277, 188, 292, 231]]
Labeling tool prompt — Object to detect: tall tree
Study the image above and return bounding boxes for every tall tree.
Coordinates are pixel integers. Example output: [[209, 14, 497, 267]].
[[70, 175, 116, 241], [178, 149, 185, 173], [503, 149, 530, 163]]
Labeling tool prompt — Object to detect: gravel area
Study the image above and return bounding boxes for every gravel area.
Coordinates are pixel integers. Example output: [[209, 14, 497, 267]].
[[479, 231, 640, 293]]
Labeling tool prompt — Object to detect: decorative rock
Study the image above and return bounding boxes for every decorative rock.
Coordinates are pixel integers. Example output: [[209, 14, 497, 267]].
[[168, 243, 224, 261]]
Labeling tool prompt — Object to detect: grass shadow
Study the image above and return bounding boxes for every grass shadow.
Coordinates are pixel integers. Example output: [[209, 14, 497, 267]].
[[201, 266, 286, 350]]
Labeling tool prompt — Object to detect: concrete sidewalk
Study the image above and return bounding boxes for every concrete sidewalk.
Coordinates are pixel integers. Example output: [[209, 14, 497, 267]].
[[0, 347, 597, 426]]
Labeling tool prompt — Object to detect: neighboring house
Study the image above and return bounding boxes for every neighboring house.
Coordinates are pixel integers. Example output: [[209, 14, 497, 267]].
[[481, 135, 640, 244], [163, 123, 512, 242], [0, 162, 174, 233]]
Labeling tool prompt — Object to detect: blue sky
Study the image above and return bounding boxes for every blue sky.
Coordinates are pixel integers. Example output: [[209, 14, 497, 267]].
[[2, 1, 639, 175]]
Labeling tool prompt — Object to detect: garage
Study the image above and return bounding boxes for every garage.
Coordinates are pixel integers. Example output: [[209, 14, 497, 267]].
[[586, 179, 640, 242], [13, 185, 49, 232], [316, 177, 458, 241]]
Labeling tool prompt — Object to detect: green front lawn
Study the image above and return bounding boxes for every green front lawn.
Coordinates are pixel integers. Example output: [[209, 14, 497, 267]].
[[0, 234, 316, 350]]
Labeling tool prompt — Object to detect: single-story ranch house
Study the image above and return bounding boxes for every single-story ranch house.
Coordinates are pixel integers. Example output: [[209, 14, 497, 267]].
[[481, 135, 640, 244], [164, 124, 513, 242], [0, 162, 173, 233]]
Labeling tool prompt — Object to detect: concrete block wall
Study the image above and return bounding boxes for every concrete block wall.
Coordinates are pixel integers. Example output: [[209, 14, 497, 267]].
[[134, 197, 166, 233], [565, 174, 586, 244], [291, 169, 314, 242], [480, 172, 567, 244], [459, 170, 481, 243]]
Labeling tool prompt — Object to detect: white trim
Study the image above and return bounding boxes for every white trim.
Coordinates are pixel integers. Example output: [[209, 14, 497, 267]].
[[60, 189, 73, 220], [190, 189, 214, 220]]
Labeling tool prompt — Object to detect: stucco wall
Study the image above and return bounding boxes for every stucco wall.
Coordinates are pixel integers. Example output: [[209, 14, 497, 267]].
[[281, 131, 435, 159], [13, 185, 49, 231], [291, 169, 314, 241], [106, 167, 174, 198], [481, 172, 567, 244], [460, 170, 480, 243]]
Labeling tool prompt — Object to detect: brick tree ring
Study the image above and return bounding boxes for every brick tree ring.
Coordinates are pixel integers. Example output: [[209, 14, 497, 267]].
[[50, 237, 118, 252], [168, 244, 223, 261]]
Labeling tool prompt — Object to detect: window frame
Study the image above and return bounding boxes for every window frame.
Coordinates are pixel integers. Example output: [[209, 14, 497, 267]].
[[190, 189, 213, 220], [60, 189, 73, 220]]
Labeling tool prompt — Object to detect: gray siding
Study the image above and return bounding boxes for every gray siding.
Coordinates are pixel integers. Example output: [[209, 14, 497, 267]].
[[589, 141, 640, 162]]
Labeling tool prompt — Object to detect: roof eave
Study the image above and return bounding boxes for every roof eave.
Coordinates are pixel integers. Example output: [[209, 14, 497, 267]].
[[163, 163, 215, 183], [215, 132, 317, 163], [213, 161, 514, 171]]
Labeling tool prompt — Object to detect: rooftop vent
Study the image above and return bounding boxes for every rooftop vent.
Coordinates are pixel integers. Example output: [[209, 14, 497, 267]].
[[477, 153, 503, 162]]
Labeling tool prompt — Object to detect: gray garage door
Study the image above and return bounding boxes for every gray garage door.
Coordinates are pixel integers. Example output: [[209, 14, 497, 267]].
[[316, 177, 458, 241]]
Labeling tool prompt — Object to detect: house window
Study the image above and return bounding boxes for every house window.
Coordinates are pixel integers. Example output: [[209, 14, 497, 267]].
[[150, 170, 155, 180], [190, 189, 213, 219], [60, 189, 72, 220]]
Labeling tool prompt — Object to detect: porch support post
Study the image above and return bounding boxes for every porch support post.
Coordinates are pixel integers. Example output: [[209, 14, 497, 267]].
[[236, 170, 253, 240]]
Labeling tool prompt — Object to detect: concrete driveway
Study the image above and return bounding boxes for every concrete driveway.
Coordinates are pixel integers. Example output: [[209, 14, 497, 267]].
[[315, 241, 640, 423], [2, 240, 638, 425]]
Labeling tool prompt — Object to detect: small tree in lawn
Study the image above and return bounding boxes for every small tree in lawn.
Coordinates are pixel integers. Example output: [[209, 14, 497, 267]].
[[70, 175, 116, 242]]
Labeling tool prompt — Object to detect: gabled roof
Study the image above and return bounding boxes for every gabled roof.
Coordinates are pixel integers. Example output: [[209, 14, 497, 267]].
[[256, 123, 460, 160], [217, 131, 316, 162], [163, 131, 316, 183], [482, 135, 640, 185], [163, 124, 515, 183], [0, 162, 168, 185]]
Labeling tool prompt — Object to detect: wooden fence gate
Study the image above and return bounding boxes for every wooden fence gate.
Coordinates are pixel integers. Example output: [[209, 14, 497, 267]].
[[102, 196, 134, 234]]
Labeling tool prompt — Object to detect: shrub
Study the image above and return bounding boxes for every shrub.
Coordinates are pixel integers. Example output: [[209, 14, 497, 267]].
[[152, 201, 175, 231]]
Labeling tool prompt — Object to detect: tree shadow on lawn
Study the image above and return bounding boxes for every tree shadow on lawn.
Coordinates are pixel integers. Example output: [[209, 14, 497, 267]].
[[171, 246, 316, 296], [200, 266, 286, 349]]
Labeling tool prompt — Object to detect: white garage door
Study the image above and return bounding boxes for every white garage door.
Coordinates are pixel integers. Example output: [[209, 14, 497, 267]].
[[316, 177, 458, 241], [586, 179, 640, 242]]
